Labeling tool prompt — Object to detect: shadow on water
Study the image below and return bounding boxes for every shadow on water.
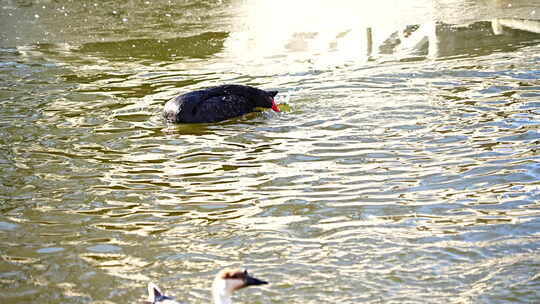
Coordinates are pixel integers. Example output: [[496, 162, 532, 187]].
[[1, 0, 540, 303], [77, 32, 229, 61]]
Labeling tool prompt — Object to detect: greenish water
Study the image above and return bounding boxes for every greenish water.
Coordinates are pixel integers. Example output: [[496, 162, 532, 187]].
[[1, 0, 540, 303]]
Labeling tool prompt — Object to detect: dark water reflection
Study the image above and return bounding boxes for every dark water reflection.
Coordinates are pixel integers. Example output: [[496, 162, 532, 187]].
[[1, 0, 540, 303]]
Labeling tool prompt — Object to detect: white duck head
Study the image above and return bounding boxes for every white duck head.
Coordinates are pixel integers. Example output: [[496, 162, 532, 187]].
[[145, 268, 268, 304], [211, 268, 268, 304]]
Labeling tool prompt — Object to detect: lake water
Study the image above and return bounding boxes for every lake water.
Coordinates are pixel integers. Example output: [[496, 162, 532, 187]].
[[1, 0, 540, 303]]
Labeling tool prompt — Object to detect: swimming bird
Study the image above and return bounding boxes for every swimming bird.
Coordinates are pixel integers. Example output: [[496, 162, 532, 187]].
[[145, 282, 181, 304], [145, 268, 268, 304], [163, 84, 280, 123]]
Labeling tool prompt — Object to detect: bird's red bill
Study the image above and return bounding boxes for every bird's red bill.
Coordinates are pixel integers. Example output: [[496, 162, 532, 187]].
[[271, 99, 280, 112]]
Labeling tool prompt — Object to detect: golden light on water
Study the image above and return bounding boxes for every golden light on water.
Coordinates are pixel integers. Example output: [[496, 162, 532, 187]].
[[225, 0, 433, 71], [2, 0, 540, 303], [225, 0, 540, 72]]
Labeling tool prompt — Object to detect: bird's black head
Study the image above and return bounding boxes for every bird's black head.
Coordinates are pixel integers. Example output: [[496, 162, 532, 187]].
[[257, 90, 280, 112]]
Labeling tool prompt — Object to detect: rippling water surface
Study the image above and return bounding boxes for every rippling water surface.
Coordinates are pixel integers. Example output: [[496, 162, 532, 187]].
[[1, 0, 540, 303]]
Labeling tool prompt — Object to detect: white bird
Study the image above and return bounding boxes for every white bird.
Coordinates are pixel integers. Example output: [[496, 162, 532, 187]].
[[145, 282, 180, 304], [145, 268, 268, 304]]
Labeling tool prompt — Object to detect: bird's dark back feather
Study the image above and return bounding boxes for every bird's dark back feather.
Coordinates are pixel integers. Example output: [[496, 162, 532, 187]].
[[164, 84, 276, 123]]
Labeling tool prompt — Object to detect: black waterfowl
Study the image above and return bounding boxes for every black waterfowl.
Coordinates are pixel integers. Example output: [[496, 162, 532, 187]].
[[164, 84, 280, 123]]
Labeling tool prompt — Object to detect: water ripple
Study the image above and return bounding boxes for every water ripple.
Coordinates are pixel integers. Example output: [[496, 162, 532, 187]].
[[1, 8, 540, 303]]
